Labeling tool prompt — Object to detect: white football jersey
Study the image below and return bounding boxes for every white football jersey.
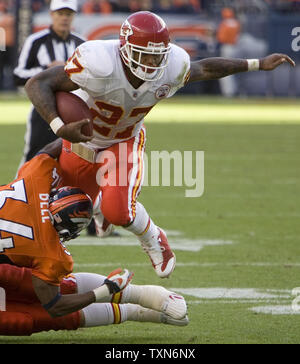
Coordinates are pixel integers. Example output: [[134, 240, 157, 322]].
[[65, 39, 190, 149]]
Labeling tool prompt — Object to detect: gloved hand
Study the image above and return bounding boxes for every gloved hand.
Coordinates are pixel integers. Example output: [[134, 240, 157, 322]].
[[104, 268, 134, 294], [93, 268, 134, 302]]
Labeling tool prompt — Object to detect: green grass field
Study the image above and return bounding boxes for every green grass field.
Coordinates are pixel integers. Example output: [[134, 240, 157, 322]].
[[1, 94, 300, 344]]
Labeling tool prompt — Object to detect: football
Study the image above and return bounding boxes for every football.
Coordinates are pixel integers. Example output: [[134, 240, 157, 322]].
[[55, 91, 93, 137]]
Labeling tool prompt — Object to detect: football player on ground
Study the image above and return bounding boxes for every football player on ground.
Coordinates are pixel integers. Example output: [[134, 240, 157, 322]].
[[25, 11, 295, 279], [0, 139, 187, 324], [0, 264, 188, 336]]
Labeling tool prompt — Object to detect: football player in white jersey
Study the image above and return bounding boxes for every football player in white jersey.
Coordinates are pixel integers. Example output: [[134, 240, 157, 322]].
[[25, 11, 295, 279]]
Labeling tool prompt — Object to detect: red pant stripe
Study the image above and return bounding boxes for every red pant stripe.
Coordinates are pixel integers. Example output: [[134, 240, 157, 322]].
[[138, 217, 151, 237], [130, 127, 146, 220], [110, 303, 122, 324], [111, 291, 123, 304]]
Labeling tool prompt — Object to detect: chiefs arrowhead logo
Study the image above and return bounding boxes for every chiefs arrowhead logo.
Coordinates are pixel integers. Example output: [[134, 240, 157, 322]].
[[120, 20, 133, 40]]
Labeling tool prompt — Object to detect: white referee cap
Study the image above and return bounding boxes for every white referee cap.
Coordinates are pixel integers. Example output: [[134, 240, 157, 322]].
[[50, 0, 78, 12]]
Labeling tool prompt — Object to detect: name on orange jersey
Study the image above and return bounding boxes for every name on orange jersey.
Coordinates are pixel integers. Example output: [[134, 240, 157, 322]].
[[39, 193, 50, 223]]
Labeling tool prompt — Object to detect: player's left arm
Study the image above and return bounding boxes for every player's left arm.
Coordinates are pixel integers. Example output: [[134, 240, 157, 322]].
[[31, 268, 133, 318], [187, 53, 295, 83]]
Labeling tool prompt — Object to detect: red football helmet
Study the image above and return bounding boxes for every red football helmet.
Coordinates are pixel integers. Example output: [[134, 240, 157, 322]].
[[119, 11, 171, 82]]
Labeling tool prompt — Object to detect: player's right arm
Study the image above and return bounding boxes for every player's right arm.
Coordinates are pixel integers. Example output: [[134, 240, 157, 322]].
[[31, 275, 95, 318], [32, 268, 133, 318], [25, 65, 92, 143]]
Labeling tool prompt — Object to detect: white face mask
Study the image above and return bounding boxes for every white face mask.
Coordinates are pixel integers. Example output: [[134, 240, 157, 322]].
[[134, 65, 159, 80], [120, 41, 171, 82]]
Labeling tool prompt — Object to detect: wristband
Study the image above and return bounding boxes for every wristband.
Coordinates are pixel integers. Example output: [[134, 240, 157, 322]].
[[50, 117, 64, 134], [247, 59, 260, 72], [93, 284, 110, 302], [42, 292, 61, 310]]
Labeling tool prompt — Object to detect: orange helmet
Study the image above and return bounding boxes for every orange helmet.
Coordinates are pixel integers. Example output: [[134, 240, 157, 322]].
[[49, 186, 93, 241]]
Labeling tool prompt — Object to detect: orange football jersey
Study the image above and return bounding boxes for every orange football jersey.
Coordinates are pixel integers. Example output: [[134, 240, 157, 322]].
[[0, 154, 73, 285]]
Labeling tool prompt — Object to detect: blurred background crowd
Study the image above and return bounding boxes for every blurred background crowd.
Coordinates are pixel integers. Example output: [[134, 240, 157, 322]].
[[1, 0, 300, 95], [2, 0, 300, 15]]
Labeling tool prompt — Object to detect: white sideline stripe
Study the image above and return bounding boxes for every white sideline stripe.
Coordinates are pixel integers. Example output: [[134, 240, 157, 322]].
[[187, 299, 291, 305], [74, 262, 300, 268], [154, 212, 300, 218], [69, 240, 233, 252], [172, 288, 299, 315], [69, 231, 234, 252], [249, 306, 300, 315], [172, 288, 291, 300], [74, 262, 208, 268]]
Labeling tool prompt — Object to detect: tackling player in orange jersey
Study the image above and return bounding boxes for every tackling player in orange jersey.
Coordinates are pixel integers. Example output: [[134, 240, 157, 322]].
[[0, 151, 73, 285], [0, 139, 188, 328], [25, 11, 295, 280], [0, 139, 134, 318], [0, 264, 188, 336]]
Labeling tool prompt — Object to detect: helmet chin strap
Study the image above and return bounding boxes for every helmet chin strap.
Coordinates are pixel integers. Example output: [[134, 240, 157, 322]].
[[58, 228, 79, 242]]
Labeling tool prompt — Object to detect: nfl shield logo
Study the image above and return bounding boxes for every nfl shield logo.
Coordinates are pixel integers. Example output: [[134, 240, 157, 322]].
[[155, 84, 171, 99]]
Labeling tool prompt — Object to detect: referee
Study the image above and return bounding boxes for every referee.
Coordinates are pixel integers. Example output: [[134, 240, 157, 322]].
[[14, 0, 85, 164]]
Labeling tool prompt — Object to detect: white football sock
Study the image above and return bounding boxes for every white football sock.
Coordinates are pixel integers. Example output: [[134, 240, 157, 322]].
[[124, 202, 159, 246], [121, 284, 163, 311], [125, 304, 161, 323], [121, 284, 187, 320], [74, 273, 107, 294], [121, 284, 141, 304], [82, 303, 127, 327], [82, 303, 162, 327]]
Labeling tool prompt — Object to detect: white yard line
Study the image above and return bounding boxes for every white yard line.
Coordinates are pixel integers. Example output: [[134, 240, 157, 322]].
[[249, 306, 300, 315], [187, 299, 291, 305], [172, 288, 291, 300], [71, 228, 300, 315]]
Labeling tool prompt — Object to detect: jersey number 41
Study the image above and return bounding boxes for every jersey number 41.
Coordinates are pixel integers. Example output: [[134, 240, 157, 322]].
[[0, 179, 34, 253]]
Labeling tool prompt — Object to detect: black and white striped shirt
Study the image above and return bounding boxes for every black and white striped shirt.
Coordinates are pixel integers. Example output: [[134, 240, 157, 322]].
[[14, 26, 85, 86]]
